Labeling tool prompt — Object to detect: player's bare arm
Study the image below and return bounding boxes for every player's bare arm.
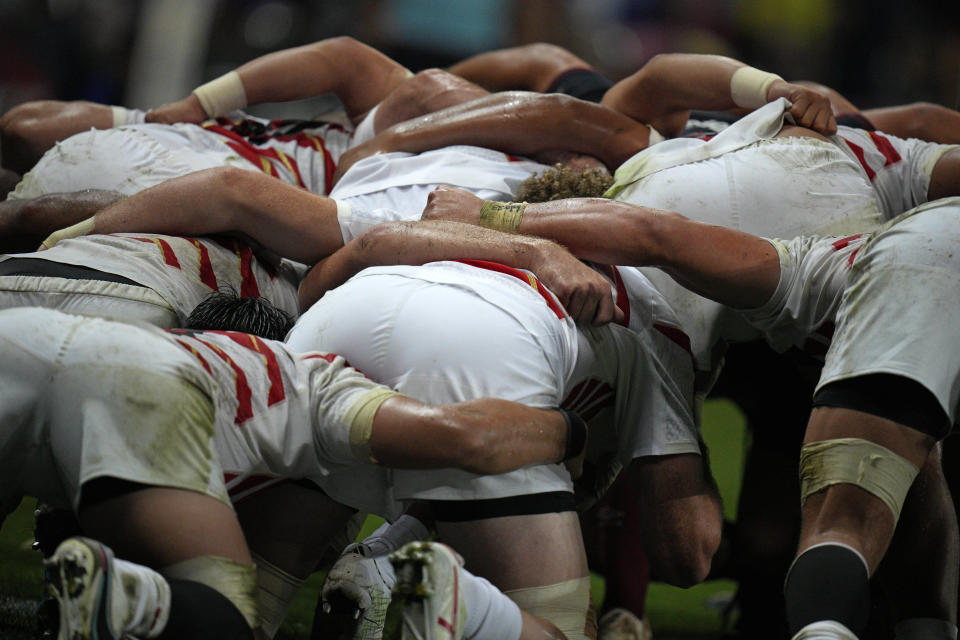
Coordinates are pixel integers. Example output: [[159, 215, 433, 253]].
[[422, 185, 781, 309], [297, 218, 623, 325], [603, 53, 836, 136], [333, 90, 650, 182], [0, 188, 123, 254], [46, 166, 345, 262], [369, 396, 586, 477], [148, 36, 411, 125]]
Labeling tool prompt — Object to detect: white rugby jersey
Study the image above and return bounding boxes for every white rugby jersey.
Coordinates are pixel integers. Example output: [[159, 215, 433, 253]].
[[833, 125, 958, 219], [0, 233, 304, 323], [562, 265, 700, 502], [163, 328, 395, 502], [197, 115, 354, 195], [331, 145, 551, 242], [742, 233, 865, 357]]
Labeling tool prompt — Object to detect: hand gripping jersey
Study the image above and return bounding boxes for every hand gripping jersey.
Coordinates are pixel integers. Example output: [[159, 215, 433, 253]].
[[0, 233, 304, 325], [605, 100, 884, 381], [330, 145, 552, 243], [9, 113, 353, 199], [0, 307, 396, 518]]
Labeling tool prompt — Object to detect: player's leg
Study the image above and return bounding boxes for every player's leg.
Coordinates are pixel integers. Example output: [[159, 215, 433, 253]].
[[785, 200, 960, 640], [437, 509, 594, 640], [391, 540, 567, 640], [877, 444, 959, 639], [63, 483, 257, 639], [233, 480, 358, 638]]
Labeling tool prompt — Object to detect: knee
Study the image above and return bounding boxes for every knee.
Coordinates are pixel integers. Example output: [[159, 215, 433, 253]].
[[652, 512, 722, 588]]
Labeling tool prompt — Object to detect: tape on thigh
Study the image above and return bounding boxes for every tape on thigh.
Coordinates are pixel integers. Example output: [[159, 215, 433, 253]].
[[799, 437, 919, 522], [163, 556, 258, 630], [505, 575, 596, 640]]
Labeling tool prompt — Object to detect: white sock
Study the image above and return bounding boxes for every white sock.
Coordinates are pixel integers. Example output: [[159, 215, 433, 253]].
[[111, 557, 171, 638], [895, 618, 959, 640], [460, 570, 523, 640]]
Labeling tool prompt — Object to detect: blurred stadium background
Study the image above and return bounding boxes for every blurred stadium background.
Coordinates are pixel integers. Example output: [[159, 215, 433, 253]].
[[0, 0, 958, 124]]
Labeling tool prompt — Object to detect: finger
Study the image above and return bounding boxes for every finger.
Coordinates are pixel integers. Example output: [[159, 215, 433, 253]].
[[593, 291, 617, 326], [564, 288, 587, 323]]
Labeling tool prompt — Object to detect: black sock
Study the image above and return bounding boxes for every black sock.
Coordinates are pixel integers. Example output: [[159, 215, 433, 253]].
[[160, 579, 254, 640], [784, 544, 870, 635]]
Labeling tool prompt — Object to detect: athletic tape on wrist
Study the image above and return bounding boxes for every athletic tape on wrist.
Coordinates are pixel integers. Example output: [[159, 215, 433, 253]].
[[193, 70, 247, 118], [40, 217, 96, 250], [559, 409, 587, 461], [478, 200, 526, 233], [730, 66, 783, 110]]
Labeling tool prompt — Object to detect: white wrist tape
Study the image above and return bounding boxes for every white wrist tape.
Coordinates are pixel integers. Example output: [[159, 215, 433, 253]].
[[730, 66, 783, 110], [193, 70, 247, 118], [40, 216, 96, 250]]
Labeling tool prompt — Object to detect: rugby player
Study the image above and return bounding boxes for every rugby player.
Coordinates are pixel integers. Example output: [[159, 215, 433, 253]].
[[0, 303, 592, 640], [422, 186, 960, 640]]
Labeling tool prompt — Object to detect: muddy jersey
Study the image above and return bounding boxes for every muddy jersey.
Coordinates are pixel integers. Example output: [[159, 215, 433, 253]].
[[606, 100, 882, 380], [0, 308, 393, 514], [833, 126, 957, 219], [0, 233, 304, 324], [163, 328, 396, 499]]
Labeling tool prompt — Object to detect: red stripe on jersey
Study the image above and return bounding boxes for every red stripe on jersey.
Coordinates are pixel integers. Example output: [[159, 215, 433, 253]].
[[223, 473, 284, 501], [173, 338, 212, 375], [303, 352, 339, 363], [189, 239, 219, 290], [840, 137, 876, 181], [130, 236, 182, 269], [224, 140, 282, 179], [215, 332, 286, 406], [848, 246, 862, 266], [234, 243, 261, 297], [561, 378, 615, 421], [193, 337, 254, 424], [653, 323, 693, 357], [832, 234, 864, 251], [597, 265, 630, 327], [867, 131, 901, 167], [457, 259, 566, 319]]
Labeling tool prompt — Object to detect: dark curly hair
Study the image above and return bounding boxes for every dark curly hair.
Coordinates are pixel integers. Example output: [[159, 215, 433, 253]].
[[514, 164, 614, 203], [186, 290, 294, 340]]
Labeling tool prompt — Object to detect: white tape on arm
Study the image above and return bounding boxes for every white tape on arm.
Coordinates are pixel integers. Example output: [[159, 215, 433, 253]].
[[730, 66, 783, 110], [193, 71, 247, 118]]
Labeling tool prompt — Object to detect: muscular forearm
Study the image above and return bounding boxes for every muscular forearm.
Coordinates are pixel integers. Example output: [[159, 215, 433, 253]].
[[297, 220, 553, 310], [236, 36, 410, 121], [370, 92, 649, 170], [370, 397, 571, 474], [1, 189, 123, 253], [92, 167, 343, 263], [517, 199, 780, 308]]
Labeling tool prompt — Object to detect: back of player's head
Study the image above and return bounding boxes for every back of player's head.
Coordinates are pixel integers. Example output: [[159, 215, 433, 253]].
[[186, 290, 294, 340], [514, 164, 613, 203]]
